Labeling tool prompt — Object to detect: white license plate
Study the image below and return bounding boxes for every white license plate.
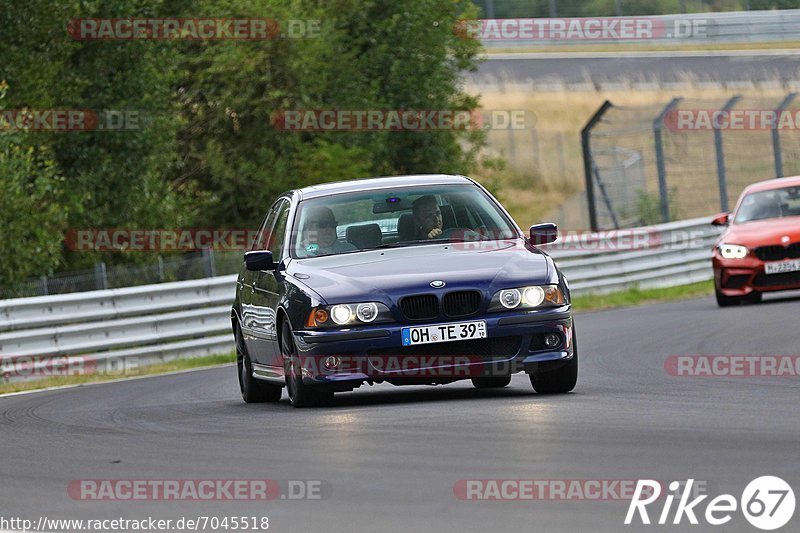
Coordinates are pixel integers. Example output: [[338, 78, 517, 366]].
[[764, 259, 800, 275], [402, 321, 487, 346]]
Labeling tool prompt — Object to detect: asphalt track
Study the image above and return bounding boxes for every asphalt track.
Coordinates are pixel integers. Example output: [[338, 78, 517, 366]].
[[1, 294, 798, 533], [472, 51, 800, 84]]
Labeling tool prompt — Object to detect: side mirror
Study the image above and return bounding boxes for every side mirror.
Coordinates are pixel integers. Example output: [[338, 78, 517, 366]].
[[711, 213, 729, 226], [529, 223, 559, 245], [245, 250, 275, 271]]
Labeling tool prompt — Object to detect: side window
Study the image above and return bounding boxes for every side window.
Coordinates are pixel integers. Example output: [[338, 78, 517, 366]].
[[268, 200, 291, 257], [252, 200, 282, 251]]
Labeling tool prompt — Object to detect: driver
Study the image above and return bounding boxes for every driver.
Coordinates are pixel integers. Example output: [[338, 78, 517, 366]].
[[300, 206, 356, 256], [412, 195, 443, 240]]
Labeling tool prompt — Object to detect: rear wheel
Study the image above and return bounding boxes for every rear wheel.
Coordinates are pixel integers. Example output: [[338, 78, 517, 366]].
[[529, 328, 578, 394], [236, 325, 282, 403], [471, 376, 511, 389], [281, 321, 333, 408]]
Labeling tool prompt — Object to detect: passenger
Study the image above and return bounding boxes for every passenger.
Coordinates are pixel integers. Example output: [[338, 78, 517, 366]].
[[300, 206, 356, 255]]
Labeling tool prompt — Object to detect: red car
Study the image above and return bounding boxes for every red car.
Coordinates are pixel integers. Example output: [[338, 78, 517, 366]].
[[711, 176, 800, 307]]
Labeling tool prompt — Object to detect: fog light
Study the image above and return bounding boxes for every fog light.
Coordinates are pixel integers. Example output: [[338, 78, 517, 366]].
[[324, 356, 341, 370], [544, 333, 561, 348]]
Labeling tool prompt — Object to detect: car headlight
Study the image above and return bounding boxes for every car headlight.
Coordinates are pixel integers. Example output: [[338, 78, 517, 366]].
[[489, 285, 566, 311], [718, 243, 748, 259], [306, 302, 392, 328]]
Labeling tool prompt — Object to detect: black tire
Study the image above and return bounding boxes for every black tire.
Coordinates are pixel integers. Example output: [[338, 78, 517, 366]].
[[236, 325, 282, 403], [529, 328, 578, 394], [281, 321, 334, 408], [471, 376, 512, 389]]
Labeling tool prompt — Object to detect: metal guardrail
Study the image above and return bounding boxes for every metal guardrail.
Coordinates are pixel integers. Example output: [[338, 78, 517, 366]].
[[546, 216, 722, 293], [481, 10, 800, 47], [0, 217, 720, 381]]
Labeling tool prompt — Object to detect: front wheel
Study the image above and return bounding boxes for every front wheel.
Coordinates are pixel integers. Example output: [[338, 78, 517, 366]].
[[529, 328, 578, 394], [281, 321, 334, 408], [236, 325, 282, 403]]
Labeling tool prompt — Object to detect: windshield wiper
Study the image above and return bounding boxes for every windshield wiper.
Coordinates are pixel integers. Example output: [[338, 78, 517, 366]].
[[356, 239, 447, 252]]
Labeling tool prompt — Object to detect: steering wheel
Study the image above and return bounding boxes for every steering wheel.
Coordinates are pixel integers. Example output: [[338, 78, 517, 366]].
[[440, 227, 483, 240]]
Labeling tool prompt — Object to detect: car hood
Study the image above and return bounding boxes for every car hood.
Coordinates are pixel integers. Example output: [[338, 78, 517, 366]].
[[721, 216, 800, 247], [286, 240, 555, 304]]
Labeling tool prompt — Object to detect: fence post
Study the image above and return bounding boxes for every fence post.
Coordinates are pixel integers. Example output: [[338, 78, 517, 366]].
[[773, 93, 796, 178], [203, 248, 216, 278], [581, 100, 613, 231], [157, 255, 165, 282], [39, 276, 49, 296], [715, 95, 741, 213], [507, 128, 516, 166], [531, 128, 540, 169], [653, 97, 682, 224], [484, 0, 495, 18], [94, 262, 108, 291]]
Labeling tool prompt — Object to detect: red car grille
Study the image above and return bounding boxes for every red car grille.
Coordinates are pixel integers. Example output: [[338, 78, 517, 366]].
[[754, 243, 800, 261], [753, 271, 800, 287]]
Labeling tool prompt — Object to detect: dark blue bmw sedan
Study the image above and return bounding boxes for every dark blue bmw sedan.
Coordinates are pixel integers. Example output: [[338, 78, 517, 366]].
[[232, 175, 576, 407]]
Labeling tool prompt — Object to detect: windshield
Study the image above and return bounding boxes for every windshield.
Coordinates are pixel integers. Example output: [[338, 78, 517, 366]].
[[734, 185, 800, 224], [291, 184, 518, 259]]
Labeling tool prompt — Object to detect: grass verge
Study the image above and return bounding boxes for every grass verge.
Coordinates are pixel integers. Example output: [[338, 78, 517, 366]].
[[0, 352, 235, 395], [572, 280, 714, 312]]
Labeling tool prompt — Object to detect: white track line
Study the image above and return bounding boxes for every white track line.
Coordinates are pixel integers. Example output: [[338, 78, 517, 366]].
[[0, 363, 235, 399]]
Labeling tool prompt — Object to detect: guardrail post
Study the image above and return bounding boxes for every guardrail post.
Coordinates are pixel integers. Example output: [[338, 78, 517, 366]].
[[653, 97, 682, 224], [773, 93, 796, 178], [94, 262, 108, 290], [715, 95, 741, 213], [581, 100, 613, 231]]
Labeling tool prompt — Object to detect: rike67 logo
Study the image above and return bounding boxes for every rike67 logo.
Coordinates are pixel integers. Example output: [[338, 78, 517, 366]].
[[626, 477, 795, 530]]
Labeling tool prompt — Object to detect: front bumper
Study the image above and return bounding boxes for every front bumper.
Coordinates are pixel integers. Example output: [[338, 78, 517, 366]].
[[290, 306, 574, 388], [713, 254, 800, 296]]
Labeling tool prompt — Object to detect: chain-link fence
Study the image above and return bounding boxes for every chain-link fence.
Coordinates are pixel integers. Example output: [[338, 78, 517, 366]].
[[0, 251, 243, 300], [583, 93, 800, 230]]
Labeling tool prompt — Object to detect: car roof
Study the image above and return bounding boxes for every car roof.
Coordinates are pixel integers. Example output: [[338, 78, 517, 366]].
[[743, 175, 800, 194], [295, 174, 475, 200]]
